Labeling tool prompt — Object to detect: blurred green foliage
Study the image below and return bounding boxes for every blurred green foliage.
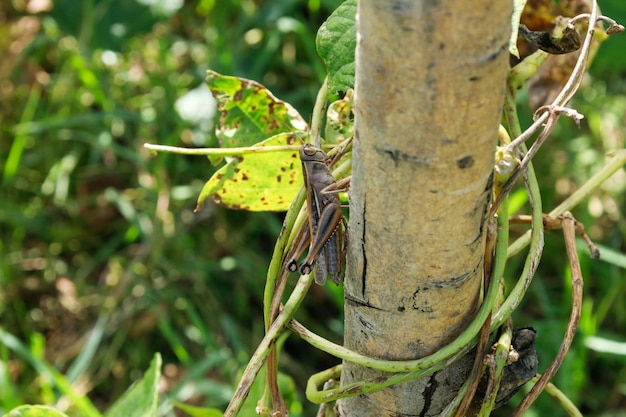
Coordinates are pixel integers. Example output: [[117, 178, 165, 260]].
[[0, 1, 625, 416]]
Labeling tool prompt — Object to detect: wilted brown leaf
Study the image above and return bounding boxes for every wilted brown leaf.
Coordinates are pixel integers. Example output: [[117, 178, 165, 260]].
[[514, 0, 608, 108]]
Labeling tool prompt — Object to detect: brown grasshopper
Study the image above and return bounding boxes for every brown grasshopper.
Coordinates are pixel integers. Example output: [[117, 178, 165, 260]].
[[286, 143, 348, 285]]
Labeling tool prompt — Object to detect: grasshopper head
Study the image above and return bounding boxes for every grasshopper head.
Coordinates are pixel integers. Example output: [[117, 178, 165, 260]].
[[300, 143, 326, 162]]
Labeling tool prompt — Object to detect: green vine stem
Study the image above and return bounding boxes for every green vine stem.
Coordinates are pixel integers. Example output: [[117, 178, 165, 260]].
[[476, 322, 514, 416], [508, 149, 626, 258], [263, 189, 306, 330], [221, 76, 336, 416], [491, 162, 544, 328], [541, 378, 584, 417], [492, 70, 545, 328], [310, 76, 328, 147], [223, 272, 314, 417]]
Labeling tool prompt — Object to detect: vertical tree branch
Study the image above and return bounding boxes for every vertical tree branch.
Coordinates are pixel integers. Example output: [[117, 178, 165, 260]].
[[340, 1, 512, 415]]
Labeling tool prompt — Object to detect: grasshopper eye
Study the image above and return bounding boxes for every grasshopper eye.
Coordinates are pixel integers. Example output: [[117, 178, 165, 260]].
[[302, 145, 319, 157]]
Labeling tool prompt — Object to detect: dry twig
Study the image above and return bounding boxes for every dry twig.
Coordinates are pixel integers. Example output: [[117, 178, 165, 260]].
[[512, 212, 585, 415]]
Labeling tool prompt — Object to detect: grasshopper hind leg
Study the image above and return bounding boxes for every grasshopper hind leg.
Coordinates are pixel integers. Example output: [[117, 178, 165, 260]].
[[325, 230, 342, 285], [313, 253, 328, 285]]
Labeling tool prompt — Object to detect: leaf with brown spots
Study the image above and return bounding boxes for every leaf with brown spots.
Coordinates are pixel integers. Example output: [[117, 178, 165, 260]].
[[206, 70, 308, 155], [196, 132, 306, 212], [325, 88, 354, 144]]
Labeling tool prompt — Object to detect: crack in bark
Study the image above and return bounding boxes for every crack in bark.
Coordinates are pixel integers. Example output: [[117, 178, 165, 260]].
[[419, 373, 439, 417], [361, 192, 368, 299], [345, 294, 384, 311], [422, 259, 482, 288]]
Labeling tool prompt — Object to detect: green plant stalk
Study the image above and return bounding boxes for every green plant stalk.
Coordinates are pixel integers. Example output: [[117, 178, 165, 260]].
[[257, 187, 306, 414], [477, 181, 511, 417], [0, 327, 102, 417], [263, 188, 306, 330], [477, 324, 513, 417], [257, 331, 292, 416], [303, 301, 478, 402], [310, 76, 328, 147], [508, 149, 626, 257], [332, 153, 353, 176], [509, 50, 548, 89], [541, 378, 584, 417], [224, 272, 314, 417], [494, 78, 545, 327], [492, 162, 544, 327]]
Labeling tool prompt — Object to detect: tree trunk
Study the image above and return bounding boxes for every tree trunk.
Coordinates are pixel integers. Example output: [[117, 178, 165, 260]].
[[340, 1, 512, 416]]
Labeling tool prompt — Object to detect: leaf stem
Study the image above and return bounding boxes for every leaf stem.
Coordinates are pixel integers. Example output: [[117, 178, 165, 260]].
[[310, 76, 329, 147], [143, 143, 303, 156]]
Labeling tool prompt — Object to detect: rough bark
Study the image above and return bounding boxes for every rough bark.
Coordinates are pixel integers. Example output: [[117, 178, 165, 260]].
[[340, 1, 512, 416]]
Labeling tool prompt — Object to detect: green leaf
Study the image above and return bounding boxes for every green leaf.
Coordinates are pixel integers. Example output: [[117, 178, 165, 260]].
[[103, 353, 162, 417], [3, 405, 69, 417], [171, 402, 223, 417], [326, 88, 354, 144], [316, 0, 356, 95], [196, 132, 305, 212], [205, 70, 307, 151]]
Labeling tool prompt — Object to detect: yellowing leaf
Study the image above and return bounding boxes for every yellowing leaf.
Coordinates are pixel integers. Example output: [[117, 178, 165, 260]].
[[206, 70, 307, 150], [326, 88, 354, 144], [196, 132, 306, 212]]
